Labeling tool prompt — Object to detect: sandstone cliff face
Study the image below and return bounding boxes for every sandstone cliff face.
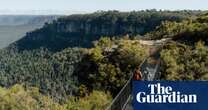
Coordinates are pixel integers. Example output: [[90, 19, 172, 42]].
[[55, 21, 145, 36], [13, 11, 193, 51]]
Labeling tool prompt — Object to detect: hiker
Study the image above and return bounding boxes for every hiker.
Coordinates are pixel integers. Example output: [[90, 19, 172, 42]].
[[133, 68, 142, 80]]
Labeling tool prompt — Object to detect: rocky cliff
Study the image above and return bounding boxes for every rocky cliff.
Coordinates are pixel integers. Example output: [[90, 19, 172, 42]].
[[12, 10, 204, 51]]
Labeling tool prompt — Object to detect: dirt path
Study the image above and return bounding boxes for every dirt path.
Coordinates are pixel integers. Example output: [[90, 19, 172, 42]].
[[139, 38, 171, 46]]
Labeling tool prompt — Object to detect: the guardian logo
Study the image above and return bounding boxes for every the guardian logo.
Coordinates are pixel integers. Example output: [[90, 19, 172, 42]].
[[136, 83, 197, 104]]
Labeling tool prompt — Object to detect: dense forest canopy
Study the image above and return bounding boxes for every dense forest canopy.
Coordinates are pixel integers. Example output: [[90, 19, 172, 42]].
[[160, 41, 208, 80], [0, 84, 111, 110], [0, 48, 83, 101], [146, 14, 208, 45], [0, 37, 148, 100]]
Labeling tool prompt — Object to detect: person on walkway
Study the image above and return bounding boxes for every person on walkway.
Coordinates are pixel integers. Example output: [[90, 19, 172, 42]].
[[133, 68, 142, 80]]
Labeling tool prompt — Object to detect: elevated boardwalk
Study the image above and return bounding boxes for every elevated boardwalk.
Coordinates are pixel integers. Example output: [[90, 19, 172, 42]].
[[123, 54, 161, 110], [106, 40, 163, 110]]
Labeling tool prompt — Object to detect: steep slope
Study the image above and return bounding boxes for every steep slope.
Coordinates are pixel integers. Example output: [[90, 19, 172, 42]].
[[13, 10, 204, 52]]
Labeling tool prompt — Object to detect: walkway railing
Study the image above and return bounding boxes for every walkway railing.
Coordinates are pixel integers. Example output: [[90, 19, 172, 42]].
[[106, 59, 147, 110], [106, 43, 163, 110], [106, 57, 161, 110]]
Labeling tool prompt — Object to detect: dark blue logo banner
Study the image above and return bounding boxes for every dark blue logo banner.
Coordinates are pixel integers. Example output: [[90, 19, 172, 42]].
[[133, 81, 208, 110]]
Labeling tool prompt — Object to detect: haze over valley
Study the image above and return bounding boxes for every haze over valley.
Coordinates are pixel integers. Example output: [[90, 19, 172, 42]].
[[0, 15, 59, 48]]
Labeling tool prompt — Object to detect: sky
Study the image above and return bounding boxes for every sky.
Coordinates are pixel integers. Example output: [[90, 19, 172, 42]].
[[0, 0, 207, 14]]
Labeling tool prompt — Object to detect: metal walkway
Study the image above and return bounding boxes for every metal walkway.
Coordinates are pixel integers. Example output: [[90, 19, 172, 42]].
[[106, 47, 161, 110]]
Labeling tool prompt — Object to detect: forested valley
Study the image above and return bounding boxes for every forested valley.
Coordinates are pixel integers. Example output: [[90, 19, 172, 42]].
[[0, 10, 208, 109]]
